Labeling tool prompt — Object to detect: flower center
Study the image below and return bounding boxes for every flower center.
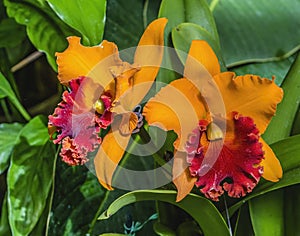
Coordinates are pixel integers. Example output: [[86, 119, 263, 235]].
[[94, 99, 105, 114], [185, 112, 264, 201], [207, 123, 223, 141]]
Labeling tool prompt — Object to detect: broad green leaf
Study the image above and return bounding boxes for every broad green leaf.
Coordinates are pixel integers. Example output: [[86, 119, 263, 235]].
[[291, 107, 300, 135], [229, 134, 300, 215], [0, 194, 12, 235], [264, 53, 300, 144], [249, 190, 284, 236], [284, 185, 300, 235], [0, 122, 23, 174], [0, 18, 26, 48], [153, 222, 176, 236], [103, 0, 144, 50], [4, 0, 76, 70], [172, 22, 225, 69], [212, 0, 300, 67], [47, 0, 106, 46], [7, 116, 56, 236], [232, 54, 297, 87], [99, 190, 230, 236], [0, 72, 30, 121], [176, 221, 203, 235]]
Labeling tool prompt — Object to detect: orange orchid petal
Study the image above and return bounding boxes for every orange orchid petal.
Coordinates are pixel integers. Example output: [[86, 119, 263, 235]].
[[214, 73, 283, 133], [143, 78, 207, 151], [56, 37, 120, 84], [128, 18, 167, 109], [184, 40, 220, 78], [173, 151, 197, 202], [260, 138, 283, 182], [94, 121, 131, 190]]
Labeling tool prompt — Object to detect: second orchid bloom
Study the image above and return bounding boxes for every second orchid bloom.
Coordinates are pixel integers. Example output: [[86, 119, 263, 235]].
[[143, 40, 283, 201]]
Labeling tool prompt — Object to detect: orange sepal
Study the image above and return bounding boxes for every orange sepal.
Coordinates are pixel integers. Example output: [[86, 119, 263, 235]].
[[129, 18, 168, 108], [56, 37, 120, 84], [214, 73, 284, 134], [184, 40, 220, 77], [172, 151, 197, 202], [260, 138, 283, 182], [94, 121, 131, 190]]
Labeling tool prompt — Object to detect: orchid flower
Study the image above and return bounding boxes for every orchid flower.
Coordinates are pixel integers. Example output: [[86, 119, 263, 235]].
[[48, 18, 168, 190], [143, 40, 283, 201]]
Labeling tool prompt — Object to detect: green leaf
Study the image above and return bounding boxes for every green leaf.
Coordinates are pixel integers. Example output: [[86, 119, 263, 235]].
[[249, 190, 285, 236], [263, 53, 300, 144], [159, 0, 219, 43], [234, 204, 254, 236], [284, 185, 300, 235], [47, 0, 106, 46], [291, 107, 300, 136], [4, 0, 76, 70], [172, 22, 225, 69], [0, 194, 12, 236], [157, 0, 220, 86], [103, 0, 144, 50], [0, 122, 23, 174], [212, 0, 300, 67], [0, 18, 26, 48], [7, 116, 56, 236], [231, 54, 297, 86], [0, 72, 30, 121], [229, 134, 300, 215], [99, 190, 231, 236]]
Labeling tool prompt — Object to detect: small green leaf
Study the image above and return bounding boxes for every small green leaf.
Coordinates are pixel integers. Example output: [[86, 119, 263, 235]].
[[229, 134, 300, 215], [264, 53, 300, 144], [0, 18, 26, 48], [99, 190, 230, 236], [249, 190, 285, 236], [47, 0, 106, 46], [213, 0, 300, 67], [4, 0, 76, 70], [159, 0, 219, 43], [172, 22, 225, 69], [0, 72, 30, 121], [0, 122, 23, 174], [157, 0, 220, 86], [7, 116, 56, 236]]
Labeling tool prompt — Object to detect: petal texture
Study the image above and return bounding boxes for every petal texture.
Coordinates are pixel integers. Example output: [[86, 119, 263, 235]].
[[214, 73, 283, 133], [172, 151, 197, 202], [184, 40, 220, 77], [94, 118, 131, 190], [260, 138, 283, 181], [187, 113, 264, 201], [143, 78, 207, 150], [130, 18, 168, 108], [56, 37, 120, 84]]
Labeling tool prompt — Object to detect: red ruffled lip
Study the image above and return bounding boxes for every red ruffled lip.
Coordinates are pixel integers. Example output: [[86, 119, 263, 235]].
[[48, 76, 113, 165], [186, 112, 264, 201]]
